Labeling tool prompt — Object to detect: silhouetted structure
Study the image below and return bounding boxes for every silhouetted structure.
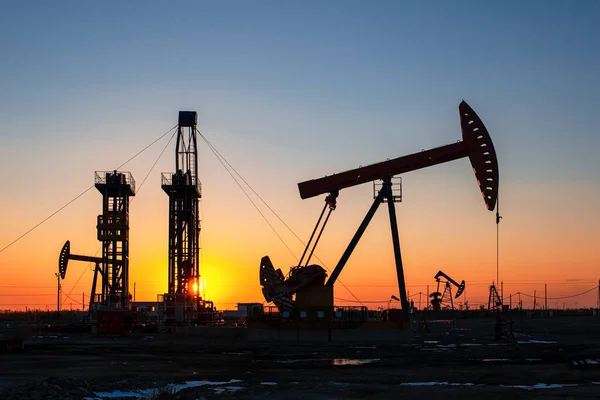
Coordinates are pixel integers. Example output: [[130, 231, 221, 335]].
[[260, 101, 500, 325], [58, 170, 136, 333], [95, 171, 136, 309], [430, 270, 466, 311], [161, 112, 214, 324], [488, 284, 502, 311]]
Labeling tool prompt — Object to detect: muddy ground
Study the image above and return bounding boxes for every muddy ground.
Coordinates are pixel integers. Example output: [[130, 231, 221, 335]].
[[1, 315, 600, 399]]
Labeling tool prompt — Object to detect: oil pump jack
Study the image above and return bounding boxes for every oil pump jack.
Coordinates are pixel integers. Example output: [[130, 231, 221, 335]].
[[430, 270, 466, 311], [260, 101, 499, 323]]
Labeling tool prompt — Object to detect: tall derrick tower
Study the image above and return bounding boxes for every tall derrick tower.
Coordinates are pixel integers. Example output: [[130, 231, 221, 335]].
[[95, 170, 136, 308], [161, 111, 202, 322]]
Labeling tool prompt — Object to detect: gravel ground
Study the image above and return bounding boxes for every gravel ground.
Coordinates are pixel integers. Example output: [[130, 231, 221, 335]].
[[1, 315, 600, 399]]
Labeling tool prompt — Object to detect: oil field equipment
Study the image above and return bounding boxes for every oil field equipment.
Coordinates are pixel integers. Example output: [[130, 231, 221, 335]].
[[59, 170, 136, 334], [429, 270, 466, 311], [161, 111, 215, 325], [260, 101, 499, 324]]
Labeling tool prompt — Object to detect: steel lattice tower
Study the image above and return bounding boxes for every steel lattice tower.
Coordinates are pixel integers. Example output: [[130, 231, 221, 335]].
[[94, 170, 136, 308], [162, 112, 201, 301]]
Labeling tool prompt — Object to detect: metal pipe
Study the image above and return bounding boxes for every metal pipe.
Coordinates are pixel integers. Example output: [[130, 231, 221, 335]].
[[298, 201, 328, 267], [305, 207, 333, 267], [385, 180, 410, 323], [326, 189, 385, 286]]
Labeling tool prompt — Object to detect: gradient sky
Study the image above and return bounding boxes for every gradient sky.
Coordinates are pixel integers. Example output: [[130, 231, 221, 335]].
[[1, 1, 599, 311]]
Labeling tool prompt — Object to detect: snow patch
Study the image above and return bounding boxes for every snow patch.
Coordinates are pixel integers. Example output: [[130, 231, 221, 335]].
[[91, 379, 243, 399], [260, 382, 278, 385], [572, 359, 599, 366], [213, 385, 245, 394]]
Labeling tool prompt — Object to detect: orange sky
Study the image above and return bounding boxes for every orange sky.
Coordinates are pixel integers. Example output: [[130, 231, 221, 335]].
[[0, 141, 598, 311], [2, 0, 600, 313]]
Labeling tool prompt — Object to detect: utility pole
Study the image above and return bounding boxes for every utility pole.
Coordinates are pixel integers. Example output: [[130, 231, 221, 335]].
[[509, 294, 512, 310], [134, 282, 136, 303], [545, 284, 548, 311], [533, 290, 537, 311], [426, 285, 429, 309], [82, 292, 85, 312], [496, 207, 502, 299], [597, 279, 600, 314], [55, 272, 61, 313]]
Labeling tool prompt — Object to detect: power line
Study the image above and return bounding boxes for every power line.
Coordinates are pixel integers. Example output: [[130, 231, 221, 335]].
[[61, 128, 177, 305], [197, 130, 365, 307], [513, 286, 598, 300], [197, 130, 298, 260], [63, 247, 99, 302], [132, 129, 177, 197], [115, 125, 177, 170], [0, 125, 177, 255], [335, 297, 389, 304], [0, 186, 95, 254]]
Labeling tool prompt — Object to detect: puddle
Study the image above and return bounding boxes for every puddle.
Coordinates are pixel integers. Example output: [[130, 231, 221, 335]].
[[500, 383, 577, 390], [260, 382, 278, 385], [275, 358, 323, 364], [482, 359, 510, 362], [400, 382, 475, 387], [89, 390, 146, 399], [400, 382, 580, 390], [516, 340, 557, 344], [275, 358, 379, 366], [332, 358, 380, 366]]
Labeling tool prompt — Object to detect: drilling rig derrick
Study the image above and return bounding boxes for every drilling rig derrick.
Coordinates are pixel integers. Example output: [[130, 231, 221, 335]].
[[59, 170, 136, 334], [161, 111, 213, 325]]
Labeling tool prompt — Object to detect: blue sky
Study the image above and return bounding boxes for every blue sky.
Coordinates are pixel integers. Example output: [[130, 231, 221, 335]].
[[0, 1, 599, 308], [1, 1, 598, 183]]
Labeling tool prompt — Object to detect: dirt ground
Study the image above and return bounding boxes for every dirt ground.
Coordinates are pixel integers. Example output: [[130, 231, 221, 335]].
[[1, 315, 600, 399]]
